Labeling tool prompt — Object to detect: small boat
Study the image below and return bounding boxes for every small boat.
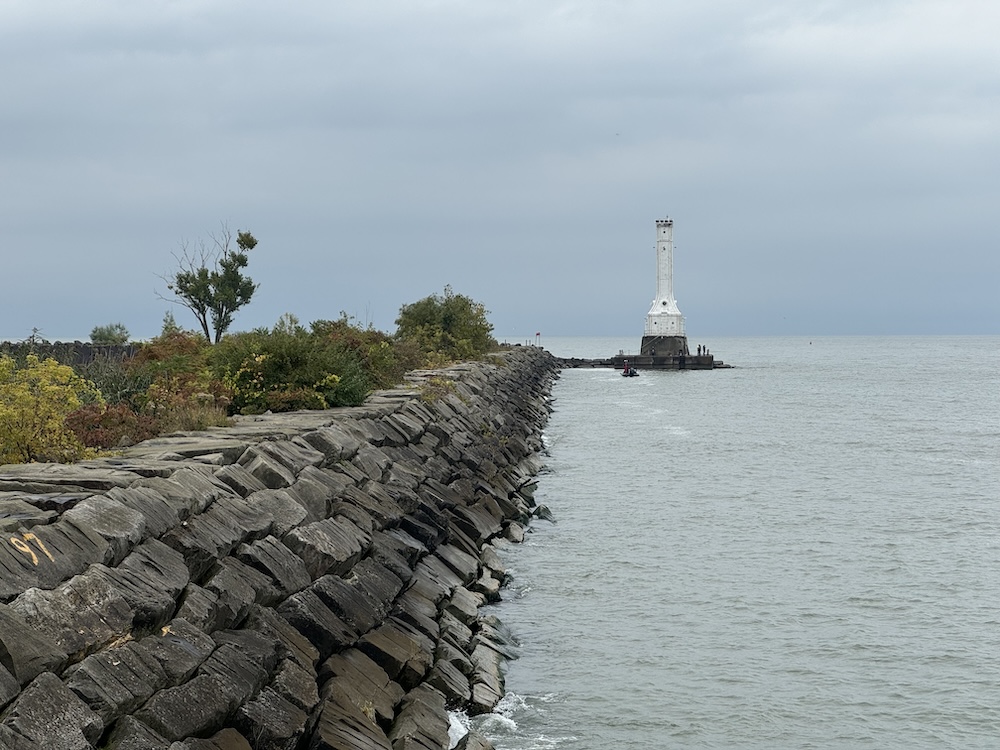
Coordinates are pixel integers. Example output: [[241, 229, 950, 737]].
[[621, 360, 639, 377]]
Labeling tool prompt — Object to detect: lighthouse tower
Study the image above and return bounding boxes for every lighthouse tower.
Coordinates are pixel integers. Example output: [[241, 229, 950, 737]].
[[640, 217, 689, 357]]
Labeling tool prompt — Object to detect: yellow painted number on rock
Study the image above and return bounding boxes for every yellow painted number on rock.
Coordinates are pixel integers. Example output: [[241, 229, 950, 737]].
[[9, 532, 55, 566]]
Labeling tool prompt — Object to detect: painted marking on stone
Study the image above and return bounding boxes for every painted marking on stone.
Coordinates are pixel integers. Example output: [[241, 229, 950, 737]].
[[9, 532, 55, 565]]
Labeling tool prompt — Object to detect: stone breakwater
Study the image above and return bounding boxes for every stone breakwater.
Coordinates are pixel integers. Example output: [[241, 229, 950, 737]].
[[0, 347, 559, 750]]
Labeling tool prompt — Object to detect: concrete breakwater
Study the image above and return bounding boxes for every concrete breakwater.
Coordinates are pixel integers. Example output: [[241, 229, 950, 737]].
[[0, 346, 559, 749]]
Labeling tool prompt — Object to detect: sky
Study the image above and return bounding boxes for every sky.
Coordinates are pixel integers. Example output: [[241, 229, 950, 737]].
[[2, 0, 998, 343]]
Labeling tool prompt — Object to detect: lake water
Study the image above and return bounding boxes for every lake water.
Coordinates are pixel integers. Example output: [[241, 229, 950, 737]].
[[457, 335, 1000, 749]]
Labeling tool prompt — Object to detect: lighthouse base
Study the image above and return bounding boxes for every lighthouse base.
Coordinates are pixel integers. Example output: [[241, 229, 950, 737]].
[[640, 335, 689, 357]]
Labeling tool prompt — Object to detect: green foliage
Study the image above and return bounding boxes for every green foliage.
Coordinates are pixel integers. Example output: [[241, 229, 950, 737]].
[[0, 354, 104, 463], [75, 354, 153, 410], [311, 313, 420, 389], [210, 314, 372, 414], [164, 226, 259, 343], [418, 376, 458, 403], [90, 322, 130, 345], [395, 286, 496, 364]]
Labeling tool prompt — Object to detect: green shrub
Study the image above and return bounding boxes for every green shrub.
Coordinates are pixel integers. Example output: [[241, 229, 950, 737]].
[[395, 286, 496, 363], [210, 314, 372, 414], [311, 314, 419, 389], [75, 354, 153, 410]]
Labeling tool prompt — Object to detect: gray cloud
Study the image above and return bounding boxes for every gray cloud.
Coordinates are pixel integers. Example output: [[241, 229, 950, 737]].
[[2, 0, 997, 342]]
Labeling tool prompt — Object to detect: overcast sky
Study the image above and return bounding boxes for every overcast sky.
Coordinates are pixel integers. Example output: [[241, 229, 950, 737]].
[[2, 0, 997, 343]]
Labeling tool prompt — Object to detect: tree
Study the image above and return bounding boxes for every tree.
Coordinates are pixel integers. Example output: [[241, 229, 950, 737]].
[[90, 322, 130, 345], [163, 225, 259, 344], [395, 285, 496, 362]]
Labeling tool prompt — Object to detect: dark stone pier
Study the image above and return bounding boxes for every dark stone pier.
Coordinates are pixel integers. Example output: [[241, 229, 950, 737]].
[[558, 353, 728, 370], [0, 347, 559, 749]]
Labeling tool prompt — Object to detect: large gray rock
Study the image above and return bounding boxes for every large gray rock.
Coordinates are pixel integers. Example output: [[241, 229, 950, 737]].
[[367, 531, 417, 586], [282, 516, 370, 580], [236, 447, 296, 489], [10, 572, 133, 662], [234, 687, 308, 750], [312, 574, 385, 636], [0, 671, 104, 748], [351, 444, 393, 483], [0, 497, 57, 532], [197, 640, 274, 708], [213, 464, 269, 498], [357, 618, 434, 691], [133, 618, 217, 685], [270, 658, 320, 713], [468, 641, 505, 716], [235, 535, 311, 599], [161, 495, 272, 581], [175, 583, 222, 633], [246, 488, 308, 537], [0, 603, 68, 686], [434, 543, 480, 586], [309, 682, 393, 750], [392, 588, 440, 643], [136, 467, 234, 515], [105, 485, 185, 539], [0, 463, 139, 493], [62, 495, 146, 565], [336, 484, 404, 530], [0, 664, 18, 710], [101, 714, 171, 750], [133, 673, 235, 741], [387, 683, 451, 750], [0, 519, 111, 598], [204, 557, 275, 626], [168, 727, 253, 750], [64, 640, 169, 724], [425, 656, 471, 709], [256, 438, 326, 475], [454, 729, 496, 750], [91, 538, 190, 632], [277, 589, 358, 660], [244, 605, 319, 672], [300, 422, 364, 463], [319, 648, 404, 727]]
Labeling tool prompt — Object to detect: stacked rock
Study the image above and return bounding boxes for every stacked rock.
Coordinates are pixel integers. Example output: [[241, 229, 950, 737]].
[[0, 347, 559, 749]]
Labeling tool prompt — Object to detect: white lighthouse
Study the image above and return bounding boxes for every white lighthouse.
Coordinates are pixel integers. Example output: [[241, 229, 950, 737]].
[[640, 217, 690, 357]]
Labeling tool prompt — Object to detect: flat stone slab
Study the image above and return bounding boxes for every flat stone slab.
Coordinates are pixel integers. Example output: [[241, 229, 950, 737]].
[[0, 464, 141, 493], [0, 497, 57, 532], [121, 436, 251, 464]]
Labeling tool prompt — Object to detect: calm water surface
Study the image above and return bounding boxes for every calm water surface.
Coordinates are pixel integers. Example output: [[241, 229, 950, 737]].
[[461, 336, 1000, 749]]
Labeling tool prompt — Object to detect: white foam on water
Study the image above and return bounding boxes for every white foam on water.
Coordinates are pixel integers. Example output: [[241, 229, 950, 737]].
[[447, 710, 471, 748]]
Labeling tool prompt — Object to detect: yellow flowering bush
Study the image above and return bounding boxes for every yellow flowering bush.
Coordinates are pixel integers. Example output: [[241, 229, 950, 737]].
[[0, 354, 104, 463]]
